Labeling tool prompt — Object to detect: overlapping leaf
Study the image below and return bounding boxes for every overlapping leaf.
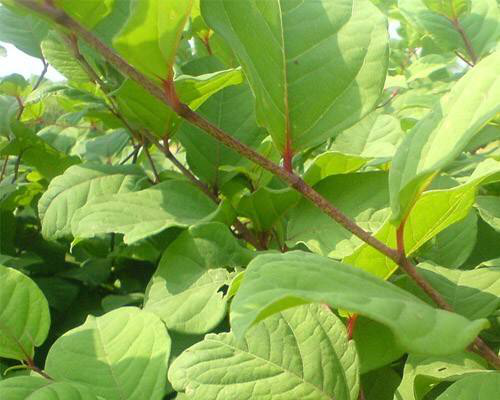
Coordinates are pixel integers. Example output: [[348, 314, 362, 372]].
[[38, 163, 147, 240], [231, 251, 488, 355], [347, 159, 500, 278], [71, 180, 218, 244], [389, 50, 500, 222], [0, 265, 50, 360], [45, 307, 170, 400], [144, 222, 253, 334], [170, 304, 360, 400], [202, 0, 388, 153]]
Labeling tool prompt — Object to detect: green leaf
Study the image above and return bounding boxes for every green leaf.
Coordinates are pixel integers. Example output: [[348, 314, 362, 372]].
[[423, 0, 471, 19], [0, 44, 6, 57], [405, 53, 456, 82], [475, 195, 500, 231], [1, 122, 80, 180], [71, 180, 218, 244], [38, 163, 147, 240], [362, 367, 400, 400], [178, 83, 267, 188], [201, 0, 388, 153], [0, 265, 50, 360], [113, 68, 242, 136], [0, 5, 49, 58], [394, 352, 487, 400], [0, 377, 50, 399], [55, 0, 114, 29], [397, 262, 500, 319], [435, 373, 500, 400], [144, 222, 253, 334], [236, 187, 300, 232], [169, 304, 360, 400], [417, 210, 477, 268], [389, 50, 500, 222], [230, 251, 489, 355], [288, 172, 390, 258], [113, 0, 193, 80], [45, 307, 170, 400], [0, 73, 28, 97], [303, 152, 369, 185], [41, 32, 92, 83], [399, 0, 499, 59], [346, 159, 500, 278], [0, 377, 101, 400], [353, 317, 405, 374]]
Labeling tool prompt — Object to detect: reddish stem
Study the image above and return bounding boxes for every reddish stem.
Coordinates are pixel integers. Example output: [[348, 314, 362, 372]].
[[347, 314, 358, 340]]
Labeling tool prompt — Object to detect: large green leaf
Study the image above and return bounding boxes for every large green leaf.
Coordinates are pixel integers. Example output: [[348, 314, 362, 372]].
[[113, 0, 193, 80], [230, 251, 488, 355], [475, 195, 500, 231], [201, 0, 388, 153], [435, 373, 500, 400], [396, 263, 500, 319], [169, 304, 360, 400], [394, 352, 487, 400], [0, 4, 49, 58], [55, 0, 114, 29], [0, 377, 101, 400], [347, 159, 500, 278], [389, 50, 500, 222], [71, 180, 218, 244], [38, 163, 147, 240], [178, 83, 267, 188], [45, 307, 170, 400], [399, 0, 499, 58], [144, 222, 253, 334], [0, 265, 50, 360], [113, 68, 242, 136], [288, 172, 390, 258]]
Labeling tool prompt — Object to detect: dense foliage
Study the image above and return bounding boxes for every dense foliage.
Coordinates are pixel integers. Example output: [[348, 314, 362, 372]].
[[0, 0, 499, 399]]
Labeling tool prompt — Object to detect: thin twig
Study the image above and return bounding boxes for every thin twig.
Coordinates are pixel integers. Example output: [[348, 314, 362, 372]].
[[25, 357, 53, 380], [32, 57, 49, 90], [0, 155, 9, 182], [119, 144, 142, 165], [11, 151, 22, 183], [454, 51, 474, 67], [376, 88, 399, 109], [143, 142, 160, 184], [450, 18, 477, 65]]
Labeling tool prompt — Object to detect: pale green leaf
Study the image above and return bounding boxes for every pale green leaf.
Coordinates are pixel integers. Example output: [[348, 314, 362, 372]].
[[395, 352, 487, 400], [423, 0, 471, 19], [397, 263, 500, 319], [55, 0, 114, 29], [347, 159, 500, 278], [202, 0, 388, 153], [45, 307, 170, 400], [389, 50, 500, 222], [288, 172, 390, 258], [41, 32, 91, 83], [0, 5, 49, 58], [113, 0, 193, 80], [71, 180, 218, 244], [435, 373, 500, 400], [475, 195, 500, 231], [0, 73, 28, 97], [1, 121, 80, 180], [0, 377, 50, 399], [236, 187, 300, 232], [170, 304, 360, 400], [231, 251, 489, 355], [0, 44, 6, 57], [399, 0, 499, 59], [38, 163, 147, 240], [0, 265, 50, 360], [303, 152, 369, 185], [144, 222, 253, 334], [405, 53, 456, 82], [113, 68, 242, 137]]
